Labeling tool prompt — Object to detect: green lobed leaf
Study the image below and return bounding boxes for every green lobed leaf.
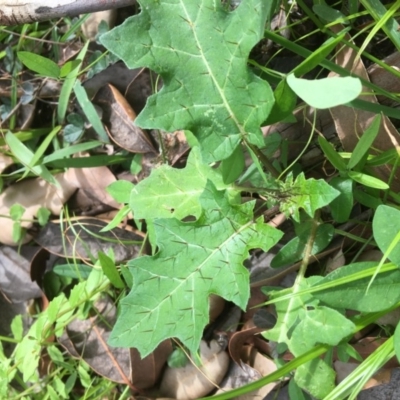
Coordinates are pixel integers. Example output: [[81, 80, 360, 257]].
[[373, 205, 400, 266], [263, 277, 321, 348], [100, 0, 274, 162], [289, 307, 354, 356], [278, 173, 340, 221], [130, 147, 226, 220], [108, 181, 282, 356], [295, 359, 335, 399]]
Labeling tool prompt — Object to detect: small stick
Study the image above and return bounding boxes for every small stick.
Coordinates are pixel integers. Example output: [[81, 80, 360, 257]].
[[0, 0, 136, 26]]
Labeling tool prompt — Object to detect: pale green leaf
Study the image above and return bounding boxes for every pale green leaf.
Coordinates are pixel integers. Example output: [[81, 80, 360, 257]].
[[295, 359, 336, 399], [100, 0, 274, 162], [373, 205, 400, 266], [289, 307, 354, 356], [37, 207, 51, 226], [107, 180, 135, 204], [263, 277, 321, 347], [348, 170, 389, 189], [108, 181, 282, 356], [10, 203, 25, 221], [130, 147, 225, 220], [394, 322, 400, 363], [287, 73, 362, 109]]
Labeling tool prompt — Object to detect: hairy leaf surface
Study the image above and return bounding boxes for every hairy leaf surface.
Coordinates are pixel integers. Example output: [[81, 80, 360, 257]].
[[100, 0, 274, 162], [278, 173, 340, 221], [109, 182, 282, 356]]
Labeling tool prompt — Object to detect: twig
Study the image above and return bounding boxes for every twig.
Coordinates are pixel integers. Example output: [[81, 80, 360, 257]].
[[0, 0, 136, 26]]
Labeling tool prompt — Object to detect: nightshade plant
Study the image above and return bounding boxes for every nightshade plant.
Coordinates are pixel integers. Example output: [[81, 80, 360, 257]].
[[97, 0, 400, 398]]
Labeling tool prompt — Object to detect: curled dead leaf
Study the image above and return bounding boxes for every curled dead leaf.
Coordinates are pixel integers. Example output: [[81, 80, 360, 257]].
[[328, 25, 400, 190], [34, 217, 143, 263], [95, 84, 156, 153]]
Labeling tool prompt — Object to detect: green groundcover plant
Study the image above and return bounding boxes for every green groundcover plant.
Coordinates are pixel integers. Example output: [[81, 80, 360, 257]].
[[3, 0, 400, 398]]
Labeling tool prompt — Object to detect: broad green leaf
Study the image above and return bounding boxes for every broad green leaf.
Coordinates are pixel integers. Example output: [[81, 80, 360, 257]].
[[329, 177, 353, 223], [107, 180, 135, 204], [59, 60, 81, 78], [17, 51, 60, 78], [348, 170, 389, 189], [271, 223, 334, 268], [313, 4, 347, 23], [373, 205, 400, 266], [295, 359, 335, 399], [277, 173, 340, 221], [108, 181, 282, 356], [220, 145, 245, 184], [264, 79, 296, 125], [353, 187, 383, 209], [287, 73, 362, 109], [10, 203, 25, 221], [348, 115, 381, 170], [100, 0, 274, 162], [263, 277, 321, 347], [289, 307, 354, 356], [312, 261, 400, 312], [37, 207, 51, 226], [130, 147, 225, 220]]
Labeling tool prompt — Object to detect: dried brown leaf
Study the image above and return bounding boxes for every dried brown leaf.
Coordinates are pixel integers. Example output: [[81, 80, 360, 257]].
[[95, 84, 156, 153], [130, 340, 173, 391], [160, 340, 229, 399], [34, 217, 143, 263], [0, 173, 78, 245], [328, 25, 400, 189]]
